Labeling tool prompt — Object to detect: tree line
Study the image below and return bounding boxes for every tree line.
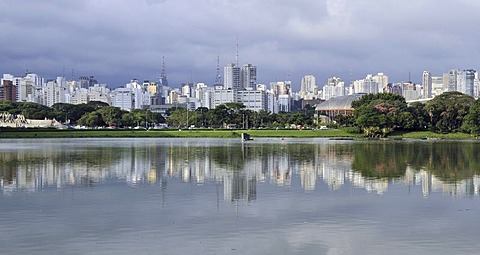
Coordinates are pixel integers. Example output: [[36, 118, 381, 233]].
[[0, 100, 165, 128], [166, 102, 315, 129], [338, 91, 480, 137], [2, 91, 480, 135]]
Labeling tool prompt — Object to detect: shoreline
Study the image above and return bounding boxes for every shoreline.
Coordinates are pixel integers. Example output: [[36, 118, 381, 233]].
[[0, 128, 476, 140]]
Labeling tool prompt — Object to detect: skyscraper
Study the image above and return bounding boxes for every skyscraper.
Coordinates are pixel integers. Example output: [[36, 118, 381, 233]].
[[1, 80, 17, 101], [422, 71, 432, 98], [457, 69, 475, 96], [241, 64, 257, 90], [224, 63, 241, 90], [299, 75, 317, 100]]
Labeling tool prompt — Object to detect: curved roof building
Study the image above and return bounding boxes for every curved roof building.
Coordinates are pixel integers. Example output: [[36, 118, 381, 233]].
[[315, 94, 365, 120]]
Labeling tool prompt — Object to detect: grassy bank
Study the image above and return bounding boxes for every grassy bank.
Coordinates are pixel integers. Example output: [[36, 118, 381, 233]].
[[0, 128, 477, 139], [389, 131, 476, 140], [0, 128, 360, 139]]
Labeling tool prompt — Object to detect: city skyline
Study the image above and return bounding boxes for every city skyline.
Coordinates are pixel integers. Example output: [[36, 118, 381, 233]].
[[1, 1, 479, 89]]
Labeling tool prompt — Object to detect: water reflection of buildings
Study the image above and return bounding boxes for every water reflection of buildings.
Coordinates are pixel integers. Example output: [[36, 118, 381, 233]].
[[2, 143, 480, 199]]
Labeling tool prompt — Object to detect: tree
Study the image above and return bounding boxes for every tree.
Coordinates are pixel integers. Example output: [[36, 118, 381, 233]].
[[404, 102, 429, 131], [352, 93, 408, 137], [194, 107, 209, 128], [461, 98, 480, 135], [98, 106, 124, 127], [86, 101, 109, 110], [166, 108, 188, 128], [208, 105, 229, 128], [0, 100, 17, 112], [18, 102, 55, 120], [77, 111, 105, 127], [424, 91, 475, 133]]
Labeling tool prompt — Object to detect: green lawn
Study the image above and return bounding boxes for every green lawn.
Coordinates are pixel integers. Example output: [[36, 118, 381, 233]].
[[0, 128, 360, 139], [0, 128, 477, 140]]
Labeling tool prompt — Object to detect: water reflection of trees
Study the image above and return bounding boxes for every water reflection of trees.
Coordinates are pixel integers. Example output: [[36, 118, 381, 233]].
[[350, 141, 480, 183], [415, 142, 480, 183], [351, 143, 408, 179]]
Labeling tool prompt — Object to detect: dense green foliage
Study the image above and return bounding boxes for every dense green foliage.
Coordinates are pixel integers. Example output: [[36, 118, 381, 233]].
[[166, 103, 315, 129], [424, 91, 475, 133], [0, 100, 165, 128], [350, 91, 479, 137]]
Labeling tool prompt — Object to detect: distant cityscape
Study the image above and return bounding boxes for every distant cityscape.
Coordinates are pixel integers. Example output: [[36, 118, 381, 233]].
[[1, 57, 479, 114]]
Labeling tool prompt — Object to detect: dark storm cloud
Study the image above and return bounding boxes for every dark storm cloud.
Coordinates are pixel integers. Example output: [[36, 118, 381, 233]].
[[0, 0, 478, 88]]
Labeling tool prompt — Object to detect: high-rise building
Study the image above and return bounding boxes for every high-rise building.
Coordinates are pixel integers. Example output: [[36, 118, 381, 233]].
[[431, 76, 444, 97], [241, 64, 257, 90], [111, 88, 134, 111], [299, 75, 318, 100], [45, 79, 66, 106], [353, 74, 378, 94], [271, 81, 292, 97], [236, 90, 267, 112], [78, 76, 98, 89], [1, 80, 17, 101], [224, 63, 257, 91], [373, 73, 389, 93], [224, 63, 241, 90], [422, 71, 432, 98], [457, 69, 475, 96], [322, 77, 345, 100], [446, 70, 458, 92]]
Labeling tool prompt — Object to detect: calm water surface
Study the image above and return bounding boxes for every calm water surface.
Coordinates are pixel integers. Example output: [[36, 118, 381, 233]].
[[1, 138, 480, 255]]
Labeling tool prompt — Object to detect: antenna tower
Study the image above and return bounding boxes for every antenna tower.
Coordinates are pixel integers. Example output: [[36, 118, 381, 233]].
[[215, 56, 221, 85], [235, 34, 239, 66], [161, 56, 167, 79]]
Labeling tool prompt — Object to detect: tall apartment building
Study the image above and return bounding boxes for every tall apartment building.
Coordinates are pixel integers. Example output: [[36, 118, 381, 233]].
[[111, 88, 133, 111], [446, 69, 458, 92], [431, 76, 444, 97], [322, 77, 345, 100], [457, 69, 475, 97], [78, 76, 98, 89], [353, 74, 379, 94], [241, 64, 257, 90], [299, 75, 318, 100], [373, 73, 389, 93], [224, 63, 241, 90], [422, 71, 432, 98], [45, 79, 66, 106], [271, 81, 292, 97], [236, 90, 267, 112], [224, 63, 257, 91], [1, 80, 17, 101]]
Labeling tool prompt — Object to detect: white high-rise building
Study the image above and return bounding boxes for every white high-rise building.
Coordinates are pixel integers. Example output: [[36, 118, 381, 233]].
[[422, 71, 432, 99], [353, 74, 378, 94], [45, 78, 66, 106], [224, 63, 241, 90], [322, 77, 345, 100], [213, 87, 235, 108], [236, 90, 267, 112], [457, 69, 475, 97], [111, 88, 133, 111], [373, 73, 389, 93], [431, 76, 444, 97], [241, 64, 257, 90], [299, 75, 318, 100]]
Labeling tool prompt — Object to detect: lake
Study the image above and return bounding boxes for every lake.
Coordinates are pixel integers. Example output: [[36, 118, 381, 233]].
[[1, 138, 479, 254]]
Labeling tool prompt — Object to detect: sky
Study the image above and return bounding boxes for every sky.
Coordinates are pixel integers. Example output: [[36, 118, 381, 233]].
[[1, 0, 480, 90]]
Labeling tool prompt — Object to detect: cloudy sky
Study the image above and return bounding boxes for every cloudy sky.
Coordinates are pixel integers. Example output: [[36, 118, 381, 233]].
[[1, 0, 479, 89]]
